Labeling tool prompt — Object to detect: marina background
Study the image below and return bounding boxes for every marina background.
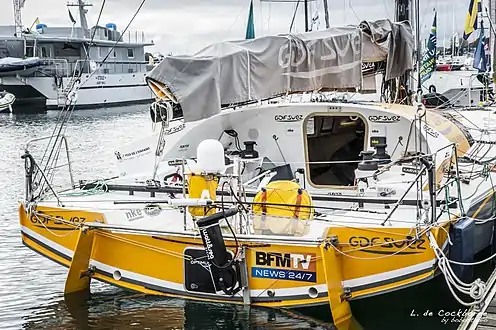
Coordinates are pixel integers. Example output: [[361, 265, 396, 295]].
[[0, 105, 492, 330], [0, 0, 480, 55]]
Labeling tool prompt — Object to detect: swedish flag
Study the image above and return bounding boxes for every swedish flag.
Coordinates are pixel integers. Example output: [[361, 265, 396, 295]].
[[463, 0, 482, 40]]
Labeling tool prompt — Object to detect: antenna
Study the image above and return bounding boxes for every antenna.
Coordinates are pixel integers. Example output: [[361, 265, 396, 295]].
[[67, 0, 93, 35], [13, 0, 24, 37]]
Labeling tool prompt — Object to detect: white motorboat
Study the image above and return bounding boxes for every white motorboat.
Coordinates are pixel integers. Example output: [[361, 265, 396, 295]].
[[0, 91, 15, 113]]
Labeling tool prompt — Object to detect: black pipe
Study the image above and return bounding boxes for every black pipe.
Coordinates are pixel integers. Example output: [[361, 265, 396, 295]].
[[419, 157, 436, 223], [21, 151, 34, 202]]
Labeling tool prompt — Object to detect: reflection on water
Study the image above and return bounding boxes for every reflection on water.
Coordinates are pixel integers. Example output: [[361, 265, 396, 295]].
[[0, 106, 492, 330], [22, 290, 333, 330]]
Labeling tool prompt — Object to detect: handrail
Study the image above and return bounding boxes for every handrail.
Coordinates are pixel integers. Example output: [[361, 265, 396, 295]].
[[467, 73, 491, 106], [36, 58, 70, 78], [25, 134, 75, 189], [71, 59, 143, 77]]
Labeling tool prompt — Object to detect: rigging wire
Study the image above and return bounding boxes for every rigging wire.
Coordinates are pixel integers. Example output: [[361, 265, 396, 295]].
[[40, 0, 107, 175], [347, 0, 360, 23], [84, 0, 148, 86], [34, 0, 108, 190], [34, 0, 148, 198], [87, 0, 107, 56], [289, 0, 301, 32]]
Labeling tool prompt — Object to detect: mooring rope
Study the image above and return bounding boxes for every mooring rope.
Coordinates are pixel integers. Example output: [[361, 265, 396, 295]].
[[427, 232, 487, 307]]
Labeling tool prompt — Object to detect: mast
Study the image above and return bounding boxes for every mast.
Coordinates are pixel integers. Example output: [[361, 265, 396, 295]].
[[443, 12, 446, 58], [13, 0, 24, 37], [394, 0, 414, 102], [452, 6, 455, 58], [323, 0, 330, 29], [304, 0, 309, 32], [414, 0, 422, 100], [67, 0, 93, 37], [491, 0, 496, 84]]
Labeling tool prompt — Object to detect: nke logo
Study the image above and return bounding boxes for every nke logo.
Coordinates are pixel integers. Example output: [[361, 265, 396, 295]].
[[255, 251, 315, 271], [125, 209, 144, 221]]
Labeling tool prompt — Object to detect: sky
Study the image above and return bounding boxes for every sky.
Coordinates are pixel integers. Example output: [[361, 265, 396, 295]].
[[0, 0, 485, 55]]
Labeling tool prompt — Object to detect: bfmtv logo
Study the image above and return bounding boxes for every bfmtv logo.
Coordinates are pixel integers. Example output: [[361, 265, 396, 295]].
[[255, 251, 315, 271]]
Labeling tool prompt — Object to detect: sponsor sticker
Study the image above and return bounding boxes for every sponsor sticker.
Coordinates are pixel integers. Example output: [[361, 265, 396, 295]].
[[125, 209, 145, 221], [251, 251, 316, 282], [165, 124, 186, 135], [115, 147, 151, 162], [368, 115, 400, 123], [274, 114, 303, 122]]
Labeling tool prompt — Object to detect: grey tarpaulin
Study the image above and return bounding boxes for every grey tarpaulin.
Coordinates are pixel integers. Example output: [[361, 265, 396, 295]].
[[146, 19, 413, 123], [360, 19, 414, 80]]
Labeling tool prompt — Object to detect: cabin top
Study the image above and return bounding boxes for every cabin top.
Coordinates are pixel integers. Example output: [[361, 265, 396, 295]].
[[114, 101, 472, 193]]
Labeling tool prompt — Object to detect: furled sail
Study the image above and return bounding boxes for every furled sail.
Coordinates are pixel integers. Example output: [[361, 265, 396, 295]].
[[146, 19, 413, 123]]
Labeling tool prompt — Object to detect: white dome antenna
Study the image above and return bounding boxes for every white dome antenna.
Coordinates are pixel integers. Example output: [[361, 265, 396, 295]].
[[196, 139, 225, 174]]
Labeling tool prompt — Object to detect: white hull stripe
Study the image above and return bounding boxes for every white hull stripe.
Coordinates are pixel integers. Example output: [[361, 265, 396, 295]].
[[21, 226, 437, 300], [342, 258, 436, 291]]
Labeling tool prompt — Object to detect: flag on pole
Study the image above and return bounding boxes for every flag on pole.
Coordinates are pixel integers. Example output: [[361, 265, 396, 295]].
[[68, 9, 76, 25], [310, 11, 320, 32], [245, 0, 255, 39], [463, 0, 482, 40], [473, 21, 487, 72], [420, 12, 437, 83]]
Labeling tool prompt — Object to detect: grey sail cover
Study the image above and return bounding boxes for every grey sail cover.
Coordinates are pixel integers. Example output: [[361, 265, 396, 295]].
[[360, 19, 414, 80], [146, 19, 413, 123]]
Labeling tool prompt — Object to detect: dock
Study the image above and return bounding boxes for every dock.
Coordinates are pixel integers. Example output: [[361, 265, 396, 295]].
[[458, 268, 496, 330]]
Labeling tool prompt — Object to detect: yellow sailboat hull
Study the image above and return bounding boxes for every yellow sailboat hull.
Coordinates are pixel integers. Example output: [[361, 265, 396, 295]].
[[19, 203, 448, 320]]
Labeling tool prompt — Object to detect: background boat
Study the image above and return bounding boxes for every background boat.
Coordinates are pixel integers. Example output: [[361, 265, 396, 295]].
[[0, 0, 155, 112]]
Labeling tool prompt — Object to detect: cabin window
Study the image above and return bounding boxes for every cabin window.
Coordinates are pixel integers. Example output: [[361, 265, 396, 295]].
[[25, 46, 34, 57], [98, 47, 103, 58], [41, 46, 48, 57], [305, 114, 366, 187], [54, 43, 80, 57], [110, 48, 116, 58], [127, 48, 134, 58]]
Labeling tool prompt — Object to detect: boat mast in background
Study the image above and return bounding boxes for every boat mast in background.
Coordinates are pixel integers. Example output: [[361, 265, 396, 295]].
[[12, 0, 24, 37], [66, 0, 93, 37], [394, 0, 415, 102], [260, 0, 316, 33], [490, 0, 496, 85], [304, 0, 309, 31], [323, 0, 330, 28], [413, 0, 422, 100]]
